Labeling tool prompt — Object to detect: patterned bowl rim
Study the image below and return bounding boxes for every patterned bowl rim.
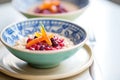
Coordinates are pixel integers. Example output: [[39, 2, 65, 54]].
[[0, 18, 88, 54]]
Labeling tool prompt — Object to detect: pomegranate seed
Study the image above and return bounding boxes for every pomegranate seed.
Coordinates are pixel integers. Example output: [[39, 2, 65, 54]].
[[57, 39, 64, 43], [59, 43, 64, 47], [34, 8, 42, 13], [51, 47, 57, 50], [39, 45, 45, 50], [42, 9, 51, 14], [27, 38, 32, 43], [31, 44, 37, 47], [45, 46, 52, 50], [35, 45, 41, 50], [60, 38, 64, 42], [55, 46, 62, 49], [50, 38, 54, 42], [29, 47, 35, 50], [52, 41, 58, 47]]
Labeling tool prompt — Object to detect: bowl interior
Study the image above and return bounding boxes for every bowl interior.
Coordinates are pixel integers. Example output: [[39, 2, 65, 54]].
[[1, 19, 87, 47], [12, 0, 89, 15]]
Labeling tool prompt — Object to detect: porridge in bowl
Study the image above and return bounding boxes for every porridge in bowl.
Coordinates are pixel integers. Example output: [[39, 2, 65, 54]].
[[14, 24, 74, 51]]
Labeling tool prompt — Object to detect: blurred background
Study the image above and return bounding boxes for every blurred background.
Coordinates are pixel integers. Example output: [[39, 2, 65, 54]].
[[0, 0, 11, 3]]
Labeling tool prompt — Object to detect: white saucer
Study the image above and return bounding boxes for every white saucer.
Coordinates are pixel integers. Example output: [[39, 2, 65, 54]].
[[0, 44, 93, 80]]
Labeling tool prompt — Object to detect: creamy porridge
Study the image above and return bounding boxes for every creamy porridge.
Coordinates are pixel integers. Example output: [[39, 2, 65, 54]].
[[14, 33, 74, 51]]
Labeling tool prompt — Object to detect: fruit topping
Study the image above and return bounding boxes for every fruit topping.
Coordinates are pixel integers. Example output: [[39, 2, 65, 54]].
[[34, 0, 67, 14], [26, 24, 65, 51]]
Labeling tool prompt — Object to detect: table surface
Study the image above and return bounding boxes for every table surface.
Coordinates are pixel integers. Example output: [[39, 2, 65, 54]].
[[0, 0, 120, 80]]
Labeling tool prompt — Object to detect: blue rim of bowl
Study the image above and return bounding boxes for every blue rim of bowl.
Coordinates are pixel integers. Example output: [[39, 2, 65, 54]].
[[0, 18, 88, 54]]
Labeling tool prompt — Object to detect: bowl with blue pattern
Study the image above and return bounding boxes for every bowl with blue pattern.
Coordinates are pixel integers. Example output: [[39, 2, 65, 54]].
[[12, 0, 89, 20], [0, 18, 87, 68]]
